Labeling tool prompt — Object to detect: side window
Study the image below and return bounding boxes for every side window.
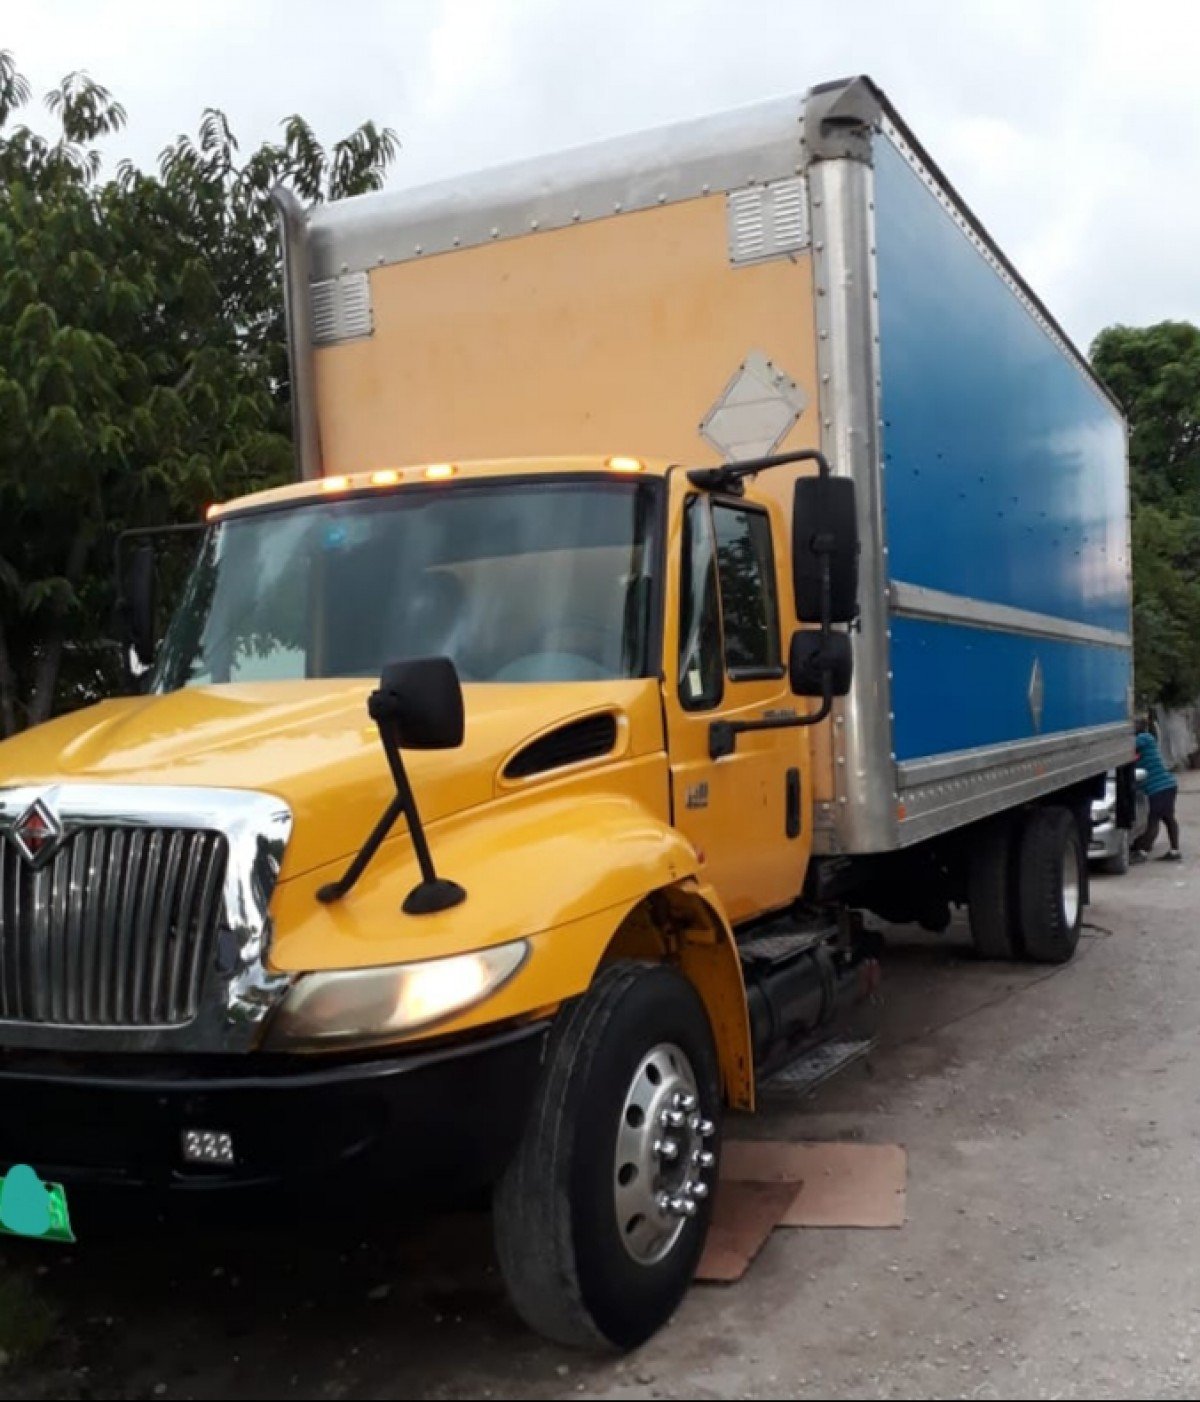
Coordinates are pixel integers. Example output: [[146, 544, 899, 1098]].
[[678, 498, 724, 710], [713, 503, 782, 676]]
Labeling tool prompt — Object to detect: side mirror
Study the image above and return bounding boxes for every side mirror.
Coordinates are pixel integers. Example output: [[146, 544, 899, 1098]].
[[792, 476, 859, 623], [318, 655, 467, 914], [789, 630, 853, 698], [371, 656, 465, 751], [126, 544, 157, 669]]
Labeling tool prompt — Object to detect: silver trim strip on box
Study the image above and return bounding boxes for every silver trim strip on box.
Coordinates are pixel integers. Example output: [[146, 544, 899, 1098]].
[[896, 721, 1133, 790], [809, 152, 897, 856], [0, 785, 294, 1053], [890, 581, 1132, 649], [894, 730, 1135, 849], [271, 186, 323, 481], [307, 95, 806, 279]]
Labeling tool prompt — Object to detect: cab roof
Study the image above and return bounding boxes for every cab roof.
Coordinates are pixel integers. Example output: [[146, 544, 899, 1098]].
[[208, 456, 670, 522]]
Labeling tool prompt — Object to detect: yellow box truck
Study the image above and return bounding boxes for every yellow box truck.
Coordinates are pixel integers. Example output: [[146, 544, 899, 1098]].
[[0, 77, 1133, 1348]]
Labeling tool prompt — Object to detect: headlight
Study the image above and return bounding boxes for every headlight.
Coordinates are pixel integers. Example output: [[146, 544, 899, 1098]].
[[266, 941, 529, 1050]]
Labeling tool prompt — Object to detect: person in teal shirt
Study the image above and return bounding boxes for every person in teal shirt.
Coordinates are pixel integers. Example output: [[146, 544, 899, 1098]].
[[1131, 724, 1182, 862]]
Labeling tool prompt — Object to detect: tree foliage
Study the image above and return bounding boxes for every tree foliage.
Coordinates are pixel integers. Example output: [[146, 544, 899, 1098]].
[[1092, 321, 1200, 706], [0, 51, 398, 733]]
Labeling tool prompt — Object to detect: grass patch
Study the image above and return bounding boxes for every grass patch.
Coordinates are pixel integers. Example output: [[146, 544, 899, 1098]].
[[0, 1265, 57, 1361]]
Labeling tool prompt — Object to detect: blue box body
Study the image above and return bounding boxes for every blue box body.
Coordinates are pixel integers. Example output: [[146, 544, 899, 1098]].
[[873, 134, 1132, 766]]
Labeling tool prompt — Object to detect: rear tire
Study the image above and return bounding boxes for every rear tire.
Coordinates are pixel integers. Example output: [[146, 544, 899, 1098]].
[[967, 818, 1022, 960], [1018, 806, 1085, 964], [493, 962, 721, 1351]]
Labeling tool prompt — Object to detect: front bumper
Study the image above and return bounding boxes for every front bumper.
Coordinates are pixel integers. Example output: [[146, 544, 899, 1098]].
[[1088, 819, 1125, 861], [0, 1021, 549, 1200]]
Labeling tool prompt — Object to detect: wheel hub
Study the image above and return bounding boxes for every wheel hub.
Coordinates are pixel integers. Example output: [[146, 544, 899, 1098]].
[[613, 1043, 716, 1266], [1062, 844, 1081, 927]]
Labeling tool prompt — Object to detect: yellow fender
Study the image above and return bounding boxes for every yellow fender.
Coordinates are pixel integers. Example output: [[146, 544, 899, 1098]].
[[269, 781, 755, 1109]]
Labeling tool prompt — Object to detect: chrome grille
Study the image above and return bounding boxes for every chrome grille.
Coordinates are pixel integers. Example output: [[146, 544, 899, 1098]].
[[0, 827, 228, 1027]]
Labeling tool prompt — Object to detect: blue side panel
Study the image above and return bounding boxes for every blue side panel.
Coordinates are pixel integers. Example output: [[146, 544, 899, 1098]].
[[890, 618, 1131, 761], [874, 134, 1131, 762]]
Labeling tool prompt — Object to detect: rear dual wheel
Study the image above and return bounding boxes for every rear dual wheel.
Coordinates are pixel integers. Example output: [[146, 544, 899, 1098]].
[[494, 962, 721, 1350], [968, 805, 1085, 965]]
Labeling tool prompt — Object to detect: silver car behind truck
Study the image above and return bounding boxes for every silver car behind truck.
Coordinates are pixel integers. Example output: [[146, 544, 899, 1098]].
[[1090, 770, 1148, 874]]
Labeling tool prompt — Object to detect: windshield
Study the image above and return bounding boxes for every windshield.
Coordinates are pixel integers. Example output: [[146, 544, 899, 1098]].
[[154, 478, 660, 689]]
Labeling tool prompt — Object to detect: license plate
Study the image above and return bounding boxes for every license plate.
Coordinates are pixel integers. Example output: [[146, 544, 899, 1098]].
[[0, 1169, 76, 1244]]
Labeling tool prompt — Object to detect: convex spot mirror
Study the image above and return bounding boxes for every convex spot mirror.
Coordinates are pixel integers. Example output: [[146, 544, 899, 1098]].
[[789, 630, 853, 698], [792, 476, 860, 624], [370, 656, 465, 751]]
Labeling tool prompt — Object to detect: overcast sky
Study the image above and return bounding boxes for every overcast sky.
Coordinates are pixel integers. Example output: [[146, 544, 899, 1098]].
[[7, 0, 1200, 350]]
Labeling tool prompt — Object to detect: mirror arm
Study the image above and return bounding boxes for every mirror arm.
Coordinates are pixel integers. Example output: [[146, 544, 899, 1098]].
[[708, 674, 833, 760], [316, 793, 408, 904], [687, 447, 833, 494], [318, 683, 467, 914]]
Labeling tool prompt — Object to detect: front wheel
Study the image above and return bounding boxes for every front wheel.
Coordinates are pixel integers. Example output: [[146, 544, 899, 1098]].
[[493, 962, 722, 1350]]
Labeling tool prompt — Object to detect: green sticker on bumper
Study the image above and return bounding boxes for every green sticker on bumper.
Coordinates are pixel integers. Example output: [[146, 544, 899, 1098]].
[[0, 1167, 75, 1244]]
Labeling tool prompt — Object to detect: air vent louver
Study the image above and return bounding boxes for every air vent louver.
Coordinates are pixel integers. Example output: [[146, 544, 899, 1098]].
[[504, 714, 619, 780]]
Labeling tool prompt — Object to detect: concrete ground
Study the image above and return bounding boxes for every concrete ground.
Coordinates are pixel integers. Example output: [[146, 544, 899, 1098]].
[[3, 778, 1200, 1401]]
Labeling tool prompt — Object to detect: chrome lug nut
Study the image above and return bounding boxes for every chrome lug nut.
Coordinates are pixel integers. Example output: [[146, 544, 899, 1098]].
[[678, 1092, 698, 1113], [693, 1149, 716, 1171], [689, 1180, 709, 1201], [653, 1138, 680, 1162], [697, 1118, 715, 1140], [682, 1198, 698, 1218], [661, 1108, 686, 1130]]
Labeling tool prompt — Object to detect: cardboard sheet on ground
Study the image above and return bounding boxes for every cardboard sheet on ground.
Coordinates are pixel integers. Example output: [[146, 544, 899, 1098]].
[[695, 1180, 798, 1283], [695, 1141, 907, 1283], [722, 1140, 908, 1228]]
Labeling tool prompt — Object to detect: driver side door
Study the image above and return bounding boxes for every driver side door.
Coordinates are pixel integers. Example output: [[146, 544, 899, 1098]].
[[664, 483, 809, 925]]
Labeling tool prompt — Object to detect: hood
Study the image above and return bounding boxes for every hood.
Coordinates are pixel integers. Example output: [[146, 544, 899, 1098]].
[[0, 679, 663, 880]]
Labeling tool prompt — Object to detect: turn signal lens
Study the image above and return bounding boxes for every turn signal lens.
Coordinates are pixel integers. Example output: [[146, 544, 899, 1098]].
[[320, 475, 350, 493], [424, 463, 457, 480], [370, 469, 402, 487], [205, 502, 223, 521], [607, 456, 645, 473]]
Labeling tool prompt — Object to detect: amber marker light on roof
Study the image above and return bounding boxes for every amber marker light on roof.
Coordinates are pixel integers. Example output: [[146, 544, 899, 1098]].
[[606, 456, 645, 473], [205, 503, 224, 521], [320, 475, 350, 493], [370, 470, 402, 487], [424, 464, 457, 480]]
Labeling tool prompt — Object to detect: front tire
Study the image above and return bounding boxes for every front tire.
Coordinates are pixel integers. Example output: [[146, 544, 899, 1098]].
[[494, 962, 722, 1350]]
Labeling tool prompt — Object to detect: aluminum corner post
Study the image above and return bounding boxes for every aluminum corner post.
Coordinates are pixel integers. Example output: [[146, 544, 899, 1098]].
[[808, 145, 897, 855], [271, 186, 323, 482]]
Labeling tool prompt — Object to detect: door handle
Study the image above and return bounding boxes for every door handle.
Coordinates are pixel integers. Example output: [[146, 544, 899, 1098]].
[[786, 768, 802, 839]]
